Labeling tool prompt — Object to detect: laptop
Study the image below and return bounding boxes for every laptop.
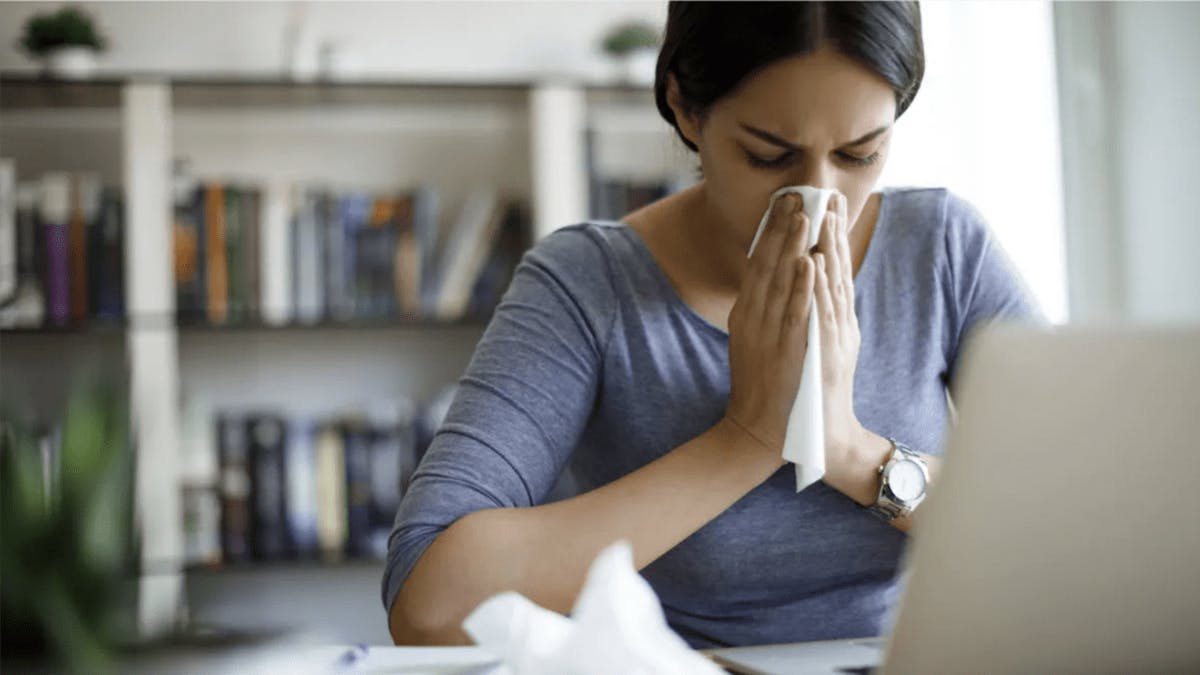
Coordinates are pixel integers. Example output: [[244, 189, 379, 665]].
[[707, 323, 1200, 674]]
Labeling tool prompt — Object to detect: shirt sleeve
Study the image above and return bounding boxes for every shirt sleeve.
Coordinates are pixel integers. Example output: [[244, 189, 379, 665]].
[[941, 191, 1049, 389], [381, 224, 617, 615]]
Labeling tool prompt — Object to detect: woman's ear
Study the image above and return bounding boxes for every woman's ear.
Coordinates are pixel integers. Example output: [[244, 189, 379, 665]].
[[666, 73, 701, 148]]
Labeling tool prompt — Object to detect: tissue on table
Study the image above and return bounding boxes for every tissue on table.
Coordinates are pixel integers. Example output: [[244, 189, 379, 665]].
[[747, 185, 837, 492], [462, 541, 723, 675]]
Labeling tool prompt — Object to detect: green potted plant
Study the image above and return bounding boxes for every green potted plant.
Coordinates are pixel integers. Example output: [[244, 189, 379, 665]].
[[600, 20, 660, 86], [19, 5, 108, 80], [1, 376, 135, 672]]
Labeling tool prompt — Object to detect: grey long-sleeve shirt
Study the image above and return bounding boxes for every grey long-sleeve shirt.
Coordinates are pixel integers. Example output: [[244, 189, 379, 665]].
[[382, 186, 1044, 648]]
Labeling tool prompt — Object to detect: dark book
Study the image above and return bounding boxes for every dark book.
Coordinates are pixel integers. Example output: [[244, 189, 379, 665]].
[[246, 414, 290, 560], [225, 186, 244, 323], [89, 188, 125, 321], [241, 187, 261, 322], [174, 182, 205, 320], [469, 202, 531, 316], [216, 413, 252, 563], [342, 419, 373, 557], [39, 173, 71, 327], [366, 402, 418, 559]]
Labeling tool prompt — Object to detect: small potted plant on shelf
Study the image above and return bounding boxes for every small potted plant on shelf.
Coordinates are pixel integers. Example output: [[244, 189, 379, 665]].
[[600, 20, 660, 87], [19, 5, 108, 80]]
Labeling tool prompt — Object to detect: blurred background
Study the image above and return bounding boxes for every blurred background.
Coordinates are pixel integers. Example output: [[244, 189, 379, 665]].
[[1, 0, 1197, 668]]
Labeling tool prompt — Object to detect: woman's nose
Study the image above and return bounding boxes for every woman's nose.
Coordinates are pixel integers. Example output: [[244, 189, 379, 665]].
[[784, 161, 834, 191]]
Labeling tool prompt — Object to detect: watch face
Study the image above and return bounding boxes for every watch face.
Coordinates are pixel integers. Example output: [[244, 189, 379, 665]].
[[889, 460, 927, 502]]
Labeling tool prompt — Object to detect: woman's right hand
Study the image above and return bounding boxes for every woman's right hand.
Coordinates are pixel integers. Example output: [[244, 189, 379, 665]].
[[724, 192, 816, 461]]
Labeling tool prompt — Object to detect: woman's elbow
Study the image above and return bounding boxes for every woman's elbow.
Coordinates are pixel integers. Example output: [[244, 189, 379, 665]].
[[386, 511, 517, 645]]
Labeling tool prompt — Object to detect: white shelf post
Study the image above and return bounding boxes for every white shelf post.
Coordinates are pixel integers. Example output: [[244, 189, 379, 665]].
[[529, 83, 588, 240], [123, 80, 184, 638]]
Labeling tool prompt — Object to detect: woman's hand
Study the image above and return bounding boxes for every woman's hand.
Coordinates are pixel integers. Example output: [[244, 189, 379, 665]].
[[724, 193, 816, 465], [812, 194, 880, 498]]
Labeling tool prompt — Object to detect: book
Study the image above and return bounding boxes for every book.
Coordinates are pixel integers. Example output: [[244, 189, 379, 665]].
[[292, 187, 326, 324], [217, 413, 252, 563], [240, 187, 261, 323], [342, 418, 373, 557], [225, 186, 244, 323], [261, 181, 292, 325], [285, 420, 319, 558], [314, 423, 348, 561], [39, 172, 71, 327], [0, 159, 15, 303], [246, 414, 290, 560], [90, 189, 125, 321], [469, 202, 529, 316], [433, 189, 504, 319], [205, 185, 229, 324]]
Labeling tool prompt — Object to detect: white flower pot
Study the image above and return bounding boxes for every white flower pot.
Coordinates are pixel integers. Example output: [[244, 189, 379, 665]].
[[43, 46, 98, 80]]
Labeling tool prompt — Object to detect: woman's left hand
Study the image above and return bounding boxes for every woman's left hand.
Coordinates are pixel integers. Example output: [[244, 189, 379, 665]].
[[812, 193, 878, 499]]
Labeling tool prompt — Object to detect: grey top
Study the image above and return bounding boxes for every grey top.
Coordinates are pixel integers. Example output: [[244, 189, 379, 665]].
[[383, 186, 1045, 648]]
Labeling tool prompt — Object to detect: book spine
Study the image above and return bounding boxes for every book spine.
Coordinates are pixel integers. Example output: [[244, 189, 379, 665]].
[[262, 181, 292, 325], [343, 421, 372, 557], [0, 159, 15, 302], [285, 419, 319, 558], [39, 173, 71, 327], [225, 187, 243, 323], [217, 413, 252, 563], [68, 173, 99, 323], [205, 185, 229, 324], [314, 423, 347, 561], [246, 414, 290, 560], [242, 188, 260, 322]]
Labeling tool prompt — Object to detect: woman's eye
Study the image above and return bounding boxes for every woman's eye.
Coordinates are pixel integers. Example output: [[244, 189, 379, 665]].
[[744, 151, 793, 169], [839, 151, 881, 167]]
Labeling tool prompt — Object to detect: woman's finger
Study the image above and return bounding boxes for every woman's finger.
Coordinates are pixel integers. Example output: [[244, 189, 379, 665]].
[[813, 253, 838, 346], [763, 209, 811, 336], [781, 256, 815, 353], [818, 211, 847, 328], [745, 193, 801, 324]]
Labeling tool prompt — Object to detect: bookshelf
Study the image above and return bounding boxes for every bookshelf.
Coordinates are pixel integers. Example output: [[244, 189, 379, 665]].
[[0, 72, 694, 640]]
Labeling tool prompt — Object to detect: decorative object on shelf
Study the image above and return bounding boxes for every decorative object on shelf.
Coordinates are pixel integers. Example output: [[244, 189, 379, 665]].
[[19, 5, 108, 80], [600, 20, 660, 87], [0, 375, 134, 672]]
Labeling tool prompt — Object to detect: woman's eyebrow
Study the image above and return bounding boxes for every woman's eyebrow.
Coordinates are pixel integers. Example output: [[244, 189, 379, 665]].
[[738, 123, 892, 150]]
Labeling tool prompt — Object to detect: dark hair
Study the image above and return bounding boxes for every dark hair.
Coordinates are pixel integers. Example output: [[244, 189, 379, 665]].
[[655, 1, 925, 153]]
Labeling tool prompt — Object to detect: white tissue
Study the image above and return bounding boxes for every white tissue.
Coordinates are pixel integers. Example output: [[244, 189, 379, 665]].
[[462, 541, 723, 675], [747, 185, 836, 492]]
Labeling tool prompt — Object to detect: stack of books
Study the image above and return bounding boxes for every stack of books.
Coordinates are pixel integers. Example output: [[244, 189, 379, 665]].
[[172, 175, 531, 327], [182, 398, 451, 567], [0, 160, 125, 329]]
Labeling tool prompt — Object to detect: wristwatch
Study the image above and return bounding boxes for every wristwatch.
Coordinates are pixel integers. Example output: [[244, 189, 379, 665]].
[[867, 438, 930, 521]]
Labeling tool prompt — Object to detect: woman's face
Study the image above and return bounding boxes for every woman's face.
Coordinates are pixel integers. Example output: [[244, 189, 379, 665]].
[[669, 44, 898, 245]]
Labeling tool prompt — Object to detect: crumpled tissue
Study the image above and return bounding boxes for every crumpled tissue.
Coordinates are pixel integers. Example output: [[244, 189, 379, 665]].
[[747, 185, 837, 492], [462, 540, 723, 675]]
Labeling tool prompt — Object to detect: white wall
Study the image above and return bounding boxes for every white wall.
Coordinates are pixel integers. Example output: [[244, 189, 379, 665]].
[[1055, 1, 1200, 323], [879, 1, 1068, 323]]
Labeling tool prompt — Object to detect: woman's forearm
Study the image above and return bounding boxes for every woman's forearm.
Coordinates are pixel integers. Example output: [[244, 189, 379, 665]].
[[388, 417, 785, 645]]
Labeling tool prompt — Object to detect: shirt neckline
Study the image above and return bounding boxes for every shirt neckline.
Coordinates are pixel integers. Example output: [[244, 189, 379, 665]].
[[615, 186, 892, 339]]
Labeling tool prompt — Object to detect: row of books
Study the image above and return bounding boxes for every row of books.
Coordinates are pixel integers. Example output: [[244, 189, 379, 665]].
[[182, 396, 453, 566], [172, 166, 531, 326], [0, 160, 125, 329], [588, 175, 691, 223]]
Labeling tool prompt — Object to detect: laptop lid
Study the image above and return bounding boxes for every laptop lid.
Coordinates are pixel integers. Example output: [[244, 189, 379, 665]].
[[881, 324, 1200, 673]]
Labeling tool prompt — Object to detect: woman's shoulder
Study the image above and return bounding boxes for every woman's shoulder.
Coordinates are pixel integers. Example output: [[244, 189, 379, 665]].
[[881, 185, 995, 256]]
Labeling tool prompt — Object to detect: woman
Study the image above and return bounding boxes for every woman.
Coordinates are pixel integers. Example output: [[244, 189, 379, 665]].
[[384, 1, 1042, 649]]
